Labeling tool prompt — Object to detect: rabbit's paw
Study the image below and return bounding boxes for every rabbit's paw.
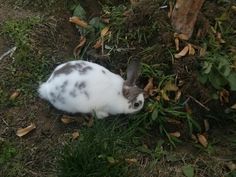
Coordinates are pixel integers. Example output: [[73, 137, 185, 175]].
[[95, 111, 109, 119]]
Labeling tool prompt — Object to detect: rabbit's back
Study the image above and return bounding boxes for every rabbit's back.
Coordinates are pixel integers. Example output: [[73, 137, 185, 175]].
[[38, 60, 124, 113]]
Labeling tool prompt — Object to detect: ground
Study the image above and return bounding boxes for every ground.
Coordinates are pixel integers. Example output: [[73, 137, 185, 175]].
[[0, 0, 236, 177]]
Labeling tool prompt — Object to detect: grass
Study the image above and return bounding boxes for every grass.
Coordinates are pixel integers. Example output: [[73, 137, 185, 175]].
[[57, 119, 144, 177], [0, 17, 54, 108]]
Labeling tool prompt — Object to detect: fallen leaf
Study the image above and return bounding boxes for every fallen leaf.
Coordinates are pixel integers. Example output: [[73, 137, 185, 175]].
[[188, 44, 195, 55], [175, 45, 189, 59], [216, 32, 226, 44], [191, 134, 198, 142], [9, 91, 20, 100], [163, 81, 178, 92], [101, 17, 110, 24], [175, 90, 182, 101], [72, 131, 80, 140], [69, 16, 88, 28], [219, 89, 229, 105], [231, 103, 236, 109], [125, 158, 138, 164], [161, 90, 170, 101], [101, 26, 110, 37], [93, 39, 102, 49], [197, 134, 208, 147], [144, 78, 154, 96], [169, 131, 181, 138], [61, 116, 76, 124], [16, 123, 36, 137], [226, 161, 236, 171], [182, 165, 194, 177], [199, 47, 206, 57], [175, 37, 180, 51], [168, 1, 174, 18], [73, 36, 86, 57]]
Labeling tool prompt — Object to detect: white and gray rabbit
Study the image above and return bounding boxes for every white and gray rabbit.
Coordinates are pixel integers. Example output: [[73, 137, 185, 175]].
[[38, 59, 144, 119]]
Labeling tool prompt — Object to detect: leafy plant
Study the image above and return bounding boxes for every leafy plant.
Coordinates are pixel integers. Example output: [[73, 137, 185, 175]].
[[198, 53, 236, 91]]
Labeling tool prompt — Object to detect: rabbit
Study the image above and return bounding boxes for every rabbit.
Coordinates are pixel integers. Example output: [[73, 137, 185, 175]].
[[38, 59, 144, 119]]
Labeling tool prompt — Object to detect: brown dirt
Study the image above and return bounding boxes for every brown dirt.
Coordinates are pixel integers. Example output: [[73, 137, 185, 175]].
[[0, 1, 235, 177]]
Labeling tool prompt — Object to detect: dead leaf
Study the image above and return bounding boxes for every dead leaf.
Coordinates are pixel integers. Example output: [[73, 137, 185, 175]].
[[163, 81, 178, 92], [169, 131, 181, 138], [175, 37, 180, 51], [161, 90, 170, 101], [93, 39, 102, 49], [166, 118, 181, 124], [73, 36, 86, 57], [61, 116, 75, 124], [144, 78, 154, 96], [219, 89, 229, 105], [168, 1, 174, 18], [199, 47, 206, 57], [216, 32, 226, 44], [226, 161, 236, 171], [69, 16, 88, 28], [191, 134, 198, 142], [174, 45, 189, 59], [101, 26, 110, 37], [188, 44, 195, 55], [125, 158, 138, 164], [197, 134, 208, 147], [9, 91, 20, 100], [16, 123, 36, 137], [231, 103, 236, 109], [72, 131, 80, 140], [101, 17, 110, 24], [175, 90, 182, 101]]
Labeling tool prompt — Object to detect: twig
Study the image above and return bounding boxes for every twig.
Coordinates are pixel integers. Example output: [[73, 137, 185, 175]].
[[0, 46, 17, 61], [189, 95, 210, 111]]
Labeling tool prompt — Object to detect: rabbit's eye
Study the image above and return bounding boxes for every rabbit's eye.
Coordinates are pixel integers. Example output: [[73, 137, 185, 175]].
[[134, 102, 140, 108]]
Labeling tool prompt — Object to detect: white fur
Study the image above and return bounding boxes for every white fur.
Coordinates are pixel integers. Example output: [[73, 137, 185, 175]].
[[38, 60, 144, 118]]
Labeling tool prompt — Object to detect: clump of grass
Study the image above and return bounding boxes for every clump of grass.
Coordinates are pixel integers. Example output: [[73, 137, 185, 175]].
[[57, 119, 142, 177], [0, 17, 54, 107], [0, 142, 17, 165]]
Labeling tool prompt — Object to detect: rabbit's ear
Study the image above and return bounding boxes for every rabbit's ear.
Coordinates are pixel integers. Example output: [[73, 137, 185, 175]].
[[124, 58, 141, 87], [123, 58, 142, 100]]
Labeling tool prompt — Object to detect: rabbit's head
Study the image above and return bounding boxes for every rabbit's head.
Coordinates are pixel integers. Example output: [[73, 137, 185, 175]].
[[122, 58, 144, 113]]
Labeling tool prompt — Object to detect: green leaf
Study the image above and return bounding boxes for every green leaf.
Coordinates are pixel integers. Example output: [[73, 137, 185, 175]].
[[209, 69, 227, 89], [227, 72, 236, 91], [198, 73, 208, 84], [182, 165, 194, 177], [203, 62, 213, 74], [73, 4, 87, 20], [89, 17, 105, 31], [151, 109, 158, 120], [107, 156, 115, 164]]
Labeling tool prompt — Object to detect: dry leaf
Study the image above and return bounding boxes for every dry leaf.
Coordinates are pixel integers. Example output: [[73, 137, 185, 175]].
[[61, 116, 75, 124], [175, 90, 182, 101], [188, 44, 195, 55], [101, 26, 110, 37], [9, 91, 20, 100], [168, 1, 174, 18], [166, 118, 181, 124], [16, 123, 36, 137], [144, 78, 154, 95], [125, 158, 138, 164], [101, 17, 110, 24], [73, 36, 86, 57], [226, 161, 236, 171], [204, 119, 210, 132], [175, 37, 180, 51], [93, 39, 102, 49], [231, 103, 236, 109], [191, 134, 198, 142], [72, 131, 80, 140], [216, 32, 226, 44], [219, 89, 229, 105], [169, 131, 181, 138], [174, 45, 189, 58], [197, 134, 208, 147], [164, 82, 178, 92], [69, 16, 88, 28], [161, 90, 170, 101], [199, 47, 206, 57]]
